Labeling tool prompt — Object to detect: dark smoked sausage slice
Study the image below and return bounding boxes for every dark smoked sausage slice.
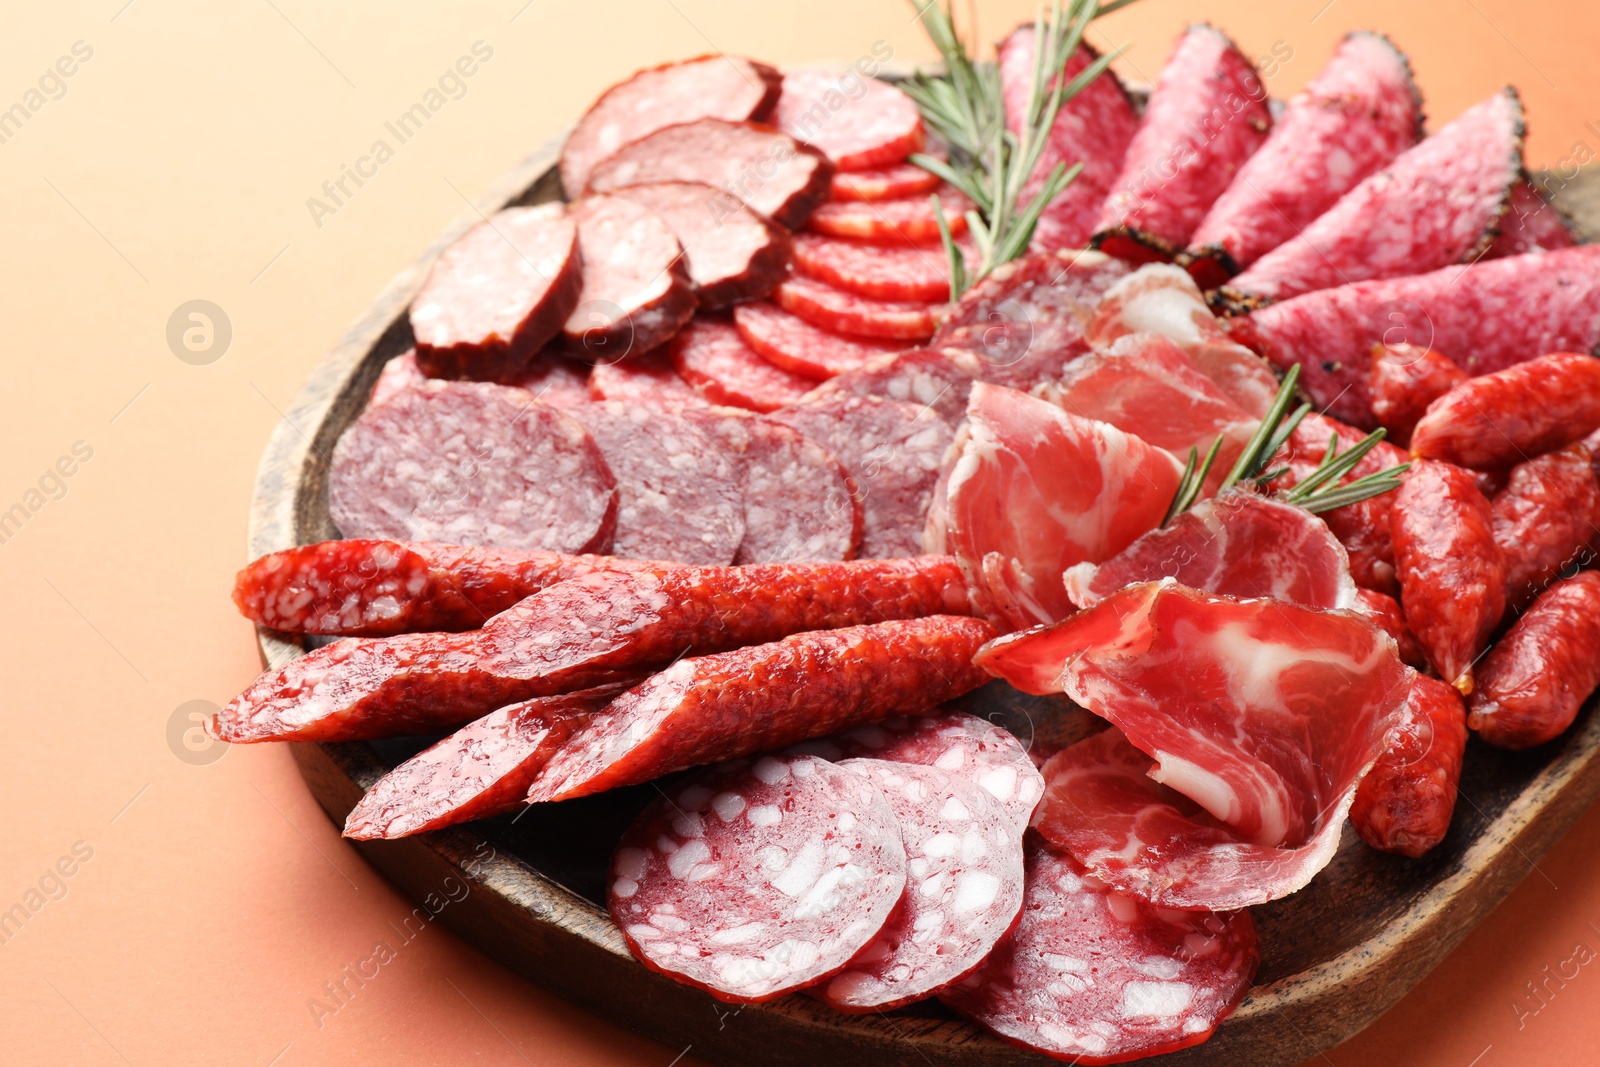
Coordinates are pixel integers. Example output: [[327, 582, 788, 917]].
[[1350, 674, 1468, 857], [668, 317, 815, 412], [562, 194, 696, 361], [410, 203, 583, 381], [774, 69, 925, 171], [608, 181, 792, 308]]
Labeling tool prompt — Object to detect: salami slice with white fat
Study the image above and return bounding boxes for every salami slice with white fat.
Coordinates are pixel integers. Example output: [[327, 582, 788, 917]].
[[329, 381, 617, 552], [502, 350, 593, 407], [775, 69, 925, 171], [587, 350, 708, 411], [562, 194, 696, 361], [807, 187, 972, 244], [796, 347, 981, 424], [668, 317, 815, 412], [792, 231, 962, 303], [1487, 179, 1578, 258], [830, 158, 942, 202], [733, 302, 902, 380], [608, 754, 907, 1003], [816, 759, 1025, 1012], [941, 843, 1259, 1064], [566, 401, 745, 564], [369, 350, 427, 408], [608, 181, 792, 308], [774, 275, 939, 340]]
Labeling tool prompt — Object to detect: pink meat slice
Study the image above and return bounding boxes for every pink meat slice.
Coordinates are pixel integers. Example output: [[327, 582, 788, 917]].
[[773, 274, 939, 340], [1487, 179, 1579, 258], [562, 194, 696, 360], [587, 349, 709, 411], [816, 760, 1024, 1012], [668, 316, 815, 412], [502, 351, 594, 407], [943, 382, 1184, 630], [792, 231, 961, 303], [733, 301, 902, 380], [607, 181, 792, 308], [940, 842, 1258, 1063], [608, 754, 907, 1003], [775, 69, 925, 171], [369, 350, 427, 408], [805, 186, 972, 244], [830, 157, 942, 202], [795, 347, 981, 425]]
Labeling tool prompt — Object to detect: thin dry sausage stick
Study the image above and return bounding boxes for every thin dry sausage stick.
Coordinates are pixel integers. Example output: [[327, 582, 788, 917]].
[[1350, 674, 1468, 857], [1468, 571, 1600, 749]]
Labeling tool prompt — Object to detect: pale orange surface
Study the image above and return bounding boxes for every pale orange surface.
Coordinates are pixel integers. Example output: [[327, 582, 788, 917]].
[[2, 2, 1597, 1065]]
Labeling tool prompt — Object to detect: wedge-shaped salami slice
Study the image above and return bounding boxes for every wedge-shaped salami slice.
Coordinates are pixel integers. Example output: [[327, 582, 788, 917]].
[[806, 187, 972, 244], [1188, 32, 1422, 277], [734, 301, 901, 379], [1063, 492, 1358, 612], [1487, 179, 1578, 258], [792, 231, 958, 303], [941, 842, 1258, 1062], [795, 347, 981, 424], [669, 316, 815, 411], [774, 275, 938, 340], [775, 69, 925, 171], [608, 182, 792, 308], [530, 615, 999, 801], [998, 28, 1140, 254], [562, 194, 696, 360], [817, 760, 1024, 1012], [944, 383, 1184, 630], [559, 55, 779, 195], [830, 157, 942, 202], [587, 349, 708, 411], [329, 381, 618, 553], [1222, 89, 1524, 307], [587, 119, 833, 230], [609, 755, 906, 1003], [1232, 245, 1600, 425], [410, 204, 583, 381], [1093, 25, 1272, 261]]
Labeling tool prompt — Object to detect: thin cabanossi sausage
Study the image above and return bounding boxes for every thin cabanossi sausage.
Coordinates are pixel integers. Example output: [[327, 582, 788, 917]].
[[1468, 571, 1600, 749], [1350, 674, 1468, 857], [1491, 445, 1600, 611], [1410, 351, 1600, 470]]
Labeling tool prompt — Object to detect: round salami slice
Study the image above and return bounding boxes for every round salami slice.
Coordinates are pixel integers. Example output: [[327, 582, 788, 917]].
[[807, 187, 972, 244], [329, 380, 617, 552], [608, 754, 908, 1003], [609, 181, 792, 308], [684, 410, 861, 563], [796, 347, 980, 425], [941, 844, 1259, 1064], [368, 349, 426, 408], [562, 194, 696, 361], [792, 231, 960, 303], [587, 119, 834, 230], [410, 203, 583, 382], [830, 157, 943, 202], [733, 302, 902, 380], [774, 275, 939, 340], [775, 69, 925, 171], [817, 759, 1025, 1012], [773, 394, 954, 559], [668, 317, 815, 412], [501, 350, 593, 407], [587, 350, 708, 411], [559, 55, 780, 195]]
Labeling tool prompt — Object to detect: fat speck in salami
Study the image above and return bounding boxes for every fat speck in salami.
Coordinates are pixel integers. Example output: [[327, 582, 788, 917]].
[[794, 347, 980, 424], [561, 194, 695, 360], [608, 181, 791, 308]]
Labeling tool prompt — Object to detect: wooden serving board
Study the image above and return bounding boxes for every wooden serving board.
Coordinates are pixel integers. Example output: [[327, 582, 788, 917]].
[[246, 116, 1600, 1063]]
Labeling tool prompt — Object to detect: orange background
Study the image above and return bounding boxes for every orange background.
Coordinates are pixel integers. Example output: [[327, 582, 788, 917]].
[[3, 1, 1598, 1064]]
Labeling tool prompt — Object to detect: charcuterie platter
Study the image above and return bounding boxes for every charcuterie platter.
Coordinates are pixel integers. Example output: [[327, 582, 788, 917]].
[[234, 3, 1600, 1063]]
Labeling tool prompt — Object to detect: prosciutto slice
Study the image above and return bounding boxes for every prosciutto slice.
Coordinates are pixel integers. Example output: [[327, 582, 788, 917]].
[[943, 383, 1184, 630], [1064, 491, 1359, 611]]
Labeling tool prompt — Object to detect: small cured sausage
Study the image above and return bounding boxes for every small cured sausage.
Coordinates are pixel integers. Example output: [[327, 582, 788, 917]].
[[586, 119, 833, 230], [410, 204, 583, 381], [1350, 674, 1468, 857], [1369, 343, 1466, 447], [792, 231, 958, 303], [667, 316, 815, 412], [1487, 179, 1578, 258], [608, 181, 791, 308], [529, 615, 999, 801], [329, 381, 618, 553], [1468, 571, 1600, 749], [806, 187, 972, 244], [733, 301, 901, 379], [558, 55, 779, 195], [795, 347, 980, 425], [1352, 587, 1428, 669], [562, 194, 696, 361], [566, 401, 745, 565], [816, 760, 1024, 1012], [608, 755, 907, 1003], [830, 157, 942, 202], [1392, 459, 1507, 691], [501, 351, 593, 407], [1492, 445, 1600, 610], [940, 844, 1258, 1064], [774, 69, 924, 171], [1410, 352, 1600, 470], [773, 275, 939, 340], [587, 350, 708, 411]]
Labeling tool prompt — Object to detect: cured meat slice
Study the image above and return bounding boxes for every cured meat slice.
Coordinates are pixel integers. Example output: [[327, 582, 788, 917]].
[[1491, 446, 1600, 611], [817, 760, 1024, 1012], [683, 410, 861, 563], [1230, 245, 1600, 426], [566, 401, 744, 564], [998, 28, 1140, 254], [1350, 674, 1468, 857], [980, 581, 1409, 855], [795, 347, 981, 424], [789, 709, 1045, 829], [733, 301, 901, 380], [562, 194, 695, 360], [215, 556, 973, 743], [773, 275, 939, 340], [343, 684, 630, 839], [941, 842, 1258, 1062], [1093, 25, 1273, 260], [1063, 491, 1358, 612], [328, 381, 618, 553], [559, 55, 780, 195], [1187, 32, 1422, 275], [586, 349, 708, 411], [608, 755, 906, 1003], [830, 158, 942, 202], [772, 394, 955, 559], [587, 119, 833, 230], [502, 351, 593, 407], [1410, 351, 1600, 470], [944, 383, 1184, 630], [410, 203, 583, 381], [1086, 263, 1281, 417], [668, 316, 814, 411], [806, 187, 972, 244], [369, 350, 426, 407], [1487, 179, 1579, 258], [792, 232, 956, 303], [607, 181, 791, 308], [774, 69, 925, 171], [529, 614, 999, 801], [1368, 343, 1466, 447], [232, 539, 660, 637], [1222, 89, 1523, 307]]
